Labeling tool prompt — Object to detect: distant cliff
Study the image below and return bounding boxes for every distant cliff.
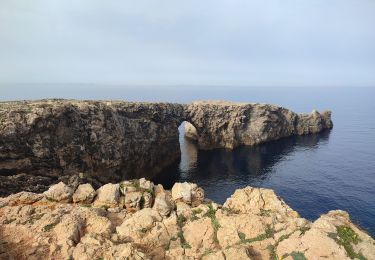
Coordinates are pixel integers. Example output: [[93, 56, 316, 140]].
[[0, 99, 332, 195]]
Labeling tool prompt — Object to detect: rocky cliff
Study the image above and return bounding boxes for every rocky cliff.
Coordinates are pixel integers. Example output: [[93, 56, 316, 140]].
[[0, 100, 332, 196], [0, 179, 373, 259]]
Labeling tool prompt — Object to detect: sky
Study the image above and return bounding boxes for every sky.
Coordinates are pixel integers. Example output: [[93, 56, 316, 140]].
[[0, 0, 375, 88]]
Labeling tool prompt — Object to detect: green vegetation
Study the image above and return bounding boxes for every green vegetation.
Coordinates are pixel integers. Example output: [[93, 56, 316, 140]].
[[267, 244, 277, 260], [281, 251, 307, 260], [23, 213, 45, 225], [191, 208, 203, 221], [177, 231, 191, 249], [202, 249, 214, 256], [221, 206, 239, 214], [80, 204, 92, 208], [259, 209, 272, 217], [328, 225, 366, 260], [42, 223, 55, 232], [204, 204, 221, 243], [237, 225, 275, 244], [290, 251, 307, 260], [100, 205, 110, 211], [299, 226, 310, 236], [177, 214, 187, 228]]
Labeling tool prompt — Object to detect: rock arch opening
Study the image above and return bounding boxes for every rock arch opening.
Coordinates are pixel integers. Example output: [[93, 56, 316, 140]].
[[178, 121, 198, 174]]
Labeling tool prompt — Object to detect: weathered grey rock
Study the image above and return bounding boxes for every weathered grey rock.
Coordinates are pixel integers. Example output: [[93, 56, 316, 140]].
[[0, 99, 332, 195], [153, 188, 174, 216], [124, 191, 143, 211], [171, 182, 205, 206], [43, 182, 74, 202], [93, 183, 120, 208], [72, 183, 96, 204], [139, 178, 154, 191]]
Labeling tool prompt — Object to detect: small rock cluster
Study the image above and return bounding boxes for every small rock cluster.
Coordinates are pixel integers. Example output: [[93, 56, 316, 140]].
[[0, 180, 374, 260]]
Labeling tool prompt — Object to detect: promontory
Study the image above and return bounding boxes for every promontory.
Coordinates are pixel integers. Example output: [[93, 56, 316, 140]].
[[0, 99, 332, 196]]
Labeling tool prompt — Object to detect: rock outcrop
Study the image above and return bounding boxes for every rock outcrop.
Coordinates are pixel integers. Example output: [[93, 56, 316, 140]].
[[0, 179, 373, 260], [0, 99, 332, 196]]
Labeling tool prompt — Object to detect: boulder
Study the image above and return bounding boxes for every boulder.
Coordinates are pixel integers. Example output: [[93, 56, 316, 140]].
[[116, 208, 163, 240], [43, 182, 74, 202], [139, 178, 154, 191], [153, 189, 174, 216], [223, 186, 299, 219], [182, 217, 216, 251], [93, 183, 120, 208], [72, 184, 96, 204], [124, 191, 143, 211], [171, 182, 204, 206], [0, 191, 43, 207]]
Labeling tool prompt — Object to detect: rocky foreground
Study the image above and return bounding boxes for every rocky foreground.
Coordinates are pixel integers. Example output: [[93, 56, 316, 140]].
[[0, 179, 373, 260]]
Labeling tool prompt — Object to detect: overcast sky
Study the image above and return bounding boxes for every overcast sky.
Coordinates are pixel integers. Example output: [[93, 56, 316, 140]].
[[0, 0, 374, 87]]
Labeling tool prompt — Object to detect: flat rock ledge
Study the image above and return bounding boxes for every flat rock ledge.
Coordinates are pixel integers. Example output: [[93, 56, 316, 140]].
[[1, 180, 373, 260]]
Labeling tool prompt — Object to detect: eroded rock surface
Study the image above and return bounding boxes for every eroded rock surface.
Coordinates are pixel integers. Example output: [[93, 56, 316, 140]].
[[0, 179, 373, 260], [0, 100, 332, 196]]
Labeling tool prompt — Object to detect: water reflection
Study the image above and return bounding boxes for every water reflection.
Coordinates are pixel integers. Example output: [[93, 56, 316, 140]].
[[151, 127, 331, 203]]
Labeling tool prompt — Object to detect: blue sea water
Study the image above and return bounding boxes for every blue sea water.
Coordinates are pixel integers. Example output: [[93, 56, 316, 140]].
[[1, 85, 375, 237]]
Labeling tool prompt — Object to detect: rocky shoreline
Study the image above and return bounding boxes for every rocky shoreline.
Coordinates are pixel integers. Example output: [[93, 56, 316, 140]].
[[0, 179, 373, 259]]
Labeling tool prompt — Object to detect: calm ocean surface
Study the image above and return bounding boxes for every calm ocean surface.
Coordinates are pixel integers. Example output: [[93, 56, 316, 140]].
[[2, 85, 375, 236]]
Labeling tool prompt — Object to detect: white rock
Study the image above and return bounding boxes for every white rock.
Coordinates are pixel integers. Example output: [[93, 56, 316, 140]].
[[153, 189, 174, 216], [44, 182, 74, 202], [72, 184, 96, 204], [93, 183, 120, 207]]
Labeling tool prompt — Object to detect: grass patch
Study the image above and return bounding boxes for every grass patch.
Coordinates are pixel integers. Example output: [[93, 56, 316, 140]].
[[328, 225, 366, 260], [221, 206, 240, 214], [204, 204, 221, 243], [237, 224, 276, 244], [202, 249, 214, 256], [177, 214, 187, 228], [191, 208, 203, 221], [42, 223, 55, 232], [46, 197, 57, 202], [80, 204, 92, 208], [177, 231, 191, 249], [100, 205, 110, 211], [23, 213, 45, 225], [267, 244, 277, 260], [259, 209, 272, 217], [299, 226, 310, 236], [290, 251, 307, 260], [282, 251, 307, 260]]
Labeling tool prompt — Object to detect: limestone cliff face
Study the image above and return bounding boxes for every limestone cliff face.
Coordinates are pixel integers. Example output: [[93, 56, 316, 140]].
[[0, 100, 185, 194], [186, 101, 333, 149], [0, 99, 332, 195]]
